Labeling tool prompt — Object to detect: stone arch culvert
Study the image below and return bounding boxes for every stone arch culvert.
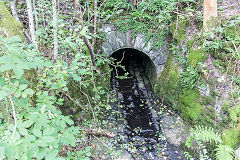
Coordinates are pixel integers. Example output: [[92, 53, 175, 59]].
[[101, 24, 168, 81], [102, 24, 186, 159]]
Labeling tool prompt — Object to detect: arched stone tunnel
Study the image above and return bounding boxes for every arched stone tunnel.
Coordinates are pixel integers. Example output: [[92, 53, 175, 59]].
[[110, 48, 157, 82], [101, 24, 168, 81], [102, 24, 184, 159]]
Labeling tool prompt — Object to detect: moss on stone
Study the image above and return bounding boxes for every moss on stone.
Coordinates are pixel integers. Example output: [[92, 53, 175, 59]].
[[0, 1, 24, 38], [222, 102, 232, 113], [179, 89, 204, 121], [224, 25, 240, 39], [230, 105, 240, 123], [170, 20, 189, 43], [154, 54, 182, 109], [200, 95, 215, 105], [188, 48, 207, 67], [222, 127, 240, 149]]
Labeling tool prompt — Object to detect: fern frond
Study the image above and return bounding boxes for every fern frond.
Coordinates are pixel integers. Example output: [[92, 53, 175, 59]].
[[190, 126, 223, 144], [215, 145, 234, 160]]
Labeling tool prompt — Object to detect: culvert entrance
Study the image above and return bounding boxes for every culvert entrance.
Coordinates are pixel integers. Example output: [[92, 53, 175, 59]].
[[110, 48, 184, 159]]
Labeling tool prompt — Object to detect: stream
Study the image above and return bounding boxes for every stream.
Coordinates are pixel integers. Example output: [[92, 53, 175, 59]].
[[110, 49, 185, 160]]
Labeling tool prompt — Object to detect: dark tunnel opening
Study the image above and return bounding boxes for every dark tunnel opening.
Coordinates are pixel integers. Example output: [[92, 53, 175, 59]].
[[110, 48, 156, 82], [110, 48, 161, 159]]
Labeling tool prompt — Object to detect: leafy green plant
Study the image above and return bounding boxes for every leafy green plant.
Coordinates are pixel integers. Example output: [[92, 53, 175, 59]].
[[185, 125, 235, 160], [66, 146, 91, 160], [0, 35, 82, 159], [181, 66, 200, 89], [105, 0, 177, 49]]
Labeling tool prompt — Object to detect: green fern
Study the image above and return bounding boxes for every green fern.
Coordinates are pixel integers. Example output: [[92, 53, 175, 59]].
[[215, 145, 234, 160], [190, 125, 223, 144]]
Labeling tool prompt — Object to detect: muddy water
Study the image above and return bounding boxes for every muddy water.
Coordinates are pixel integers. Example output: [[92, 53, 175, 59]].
[[110, 50, 184, 160]]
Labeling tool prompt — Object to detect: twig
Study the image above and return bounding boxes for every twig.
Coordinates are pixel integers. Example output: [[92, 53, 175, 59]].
[[8, 95, 17, 139], [62, 91, 88, 112], [79, 83, 95, 120], [85, 128, 115, 138]]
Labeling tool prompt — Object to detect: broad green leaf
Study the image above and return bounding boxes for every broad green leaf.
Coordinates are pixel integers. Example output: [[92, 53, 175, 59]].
[[36, 148, 47, 160], [23, 135, 36, 143], [27, 145, 39, 158], [41, 136, 55, 143], [32, 10, 39, 15], [21, 92, 27, 98], [14, 67, 24, 79], [45, 149, 58, 160], [0, 91, 7, 101], [43, 127, 55, 136], [0, 77, 5, 86], [19, 128, 28, 136], [19, 84, 28, 91], [24, 88, 34, 95], [35, 139, 48, 147], [22, 120, 33, 128], [14, 90, 21, 98], [60, 120, 66, 129], [0, 146, 5, 160], [32, 127, 42, 137]]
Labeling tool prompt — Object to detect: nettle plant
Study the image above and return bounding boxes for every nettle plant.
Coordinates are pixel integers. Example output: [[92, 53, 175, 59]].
[[0, 36, 84, 159]]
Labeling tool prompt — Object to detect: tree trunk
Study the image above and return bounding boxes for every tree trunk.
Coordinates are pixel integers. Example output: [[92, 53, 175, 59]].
[[9, 0, 20, 22], [52, 0, 58, 60], [26, 0, 38, 49], [203, 0, 218, 32], [92, 0, 97, 47]]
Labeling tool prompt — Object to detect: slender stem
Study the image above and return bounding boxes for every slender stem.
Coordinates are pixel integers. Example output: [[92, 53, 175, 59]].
[[52, 0, 58, 61], [9, 95, 17, 139]]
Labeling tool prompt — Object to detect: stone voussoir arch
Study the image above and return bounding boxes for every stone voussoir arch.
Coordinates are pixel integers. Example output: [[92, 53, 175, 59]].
[[101, 24, 168, 79]]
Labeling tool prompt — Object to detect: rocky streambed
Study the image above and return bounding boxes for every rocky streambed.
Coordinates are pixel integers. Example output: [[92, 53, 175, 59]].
[[110, 50, 188, 160]]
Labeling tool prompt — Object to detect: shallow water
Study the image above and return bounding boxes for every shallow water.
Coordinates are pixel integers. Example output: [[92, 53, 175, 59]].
[[110, 49, 185, 160]]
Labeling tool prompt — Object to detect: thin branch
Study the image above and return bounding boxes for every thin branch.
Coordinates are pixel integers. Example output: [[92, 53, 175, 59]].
[[85, 128, 115, 138], [33, 0, 38, 31], [26, 0, 38, 49], [62, 91, 88, 112], [8, 95, 17, 139], [79, 83, 95, 120], [75, 2, 99, 73]]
